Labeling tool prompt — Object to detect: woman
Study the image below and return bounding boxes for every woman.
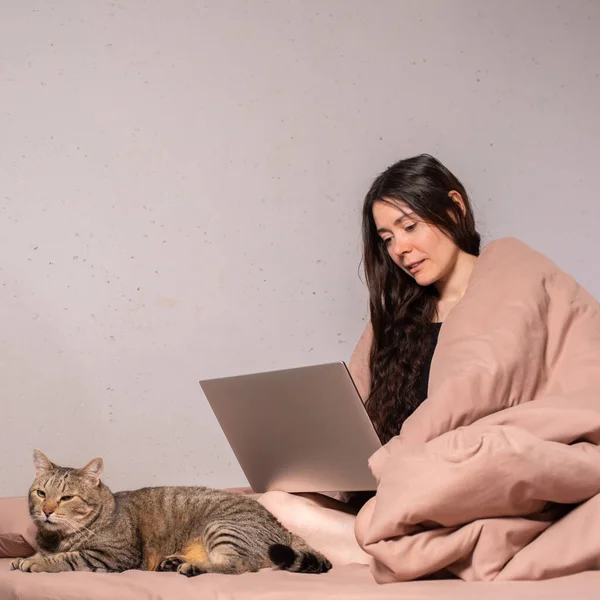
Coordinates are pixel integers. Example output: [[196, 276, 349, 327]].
[[258, 154, 481, 565]]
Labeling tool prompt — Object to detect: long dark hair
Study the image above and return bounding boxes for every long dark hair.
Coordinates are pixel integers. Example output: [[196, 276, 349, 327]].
[[362, 154, 481, 443]]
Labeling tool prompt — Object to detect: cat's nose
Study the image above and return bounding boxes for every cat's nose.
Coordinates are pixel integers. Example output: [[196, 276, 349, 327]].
[[43, 505, 56, 517]]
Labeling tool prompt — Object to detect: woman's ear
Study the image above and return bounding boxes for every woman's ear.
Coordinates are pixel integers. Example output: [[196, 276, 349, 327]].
[[448, 190, 467, 215]]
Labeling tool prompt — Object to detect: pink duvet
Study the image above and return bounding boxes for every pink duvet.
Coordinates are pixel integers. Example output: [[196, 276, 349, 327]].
[[351, 238, 600, 582]]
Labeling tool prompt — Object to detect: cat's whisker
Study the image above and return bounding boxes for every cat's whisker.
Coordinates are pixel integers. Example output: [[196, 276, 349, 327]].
[[63, 519, 118, 559], [57, 517, 96, 550], [65, 518, 96, 535], [58, 518, 90, 546]]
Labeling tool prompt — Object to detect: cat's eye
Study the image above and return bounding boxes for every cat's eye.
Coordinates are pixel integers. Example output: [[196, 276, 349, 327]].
[[60, 495, 74, 502], [36, 490, 46, 498]]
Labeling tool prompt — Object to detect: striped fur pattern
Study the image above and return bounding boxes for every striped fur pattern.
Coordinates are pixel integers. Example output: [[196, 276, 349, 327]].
[[10, 450, 331, 576]]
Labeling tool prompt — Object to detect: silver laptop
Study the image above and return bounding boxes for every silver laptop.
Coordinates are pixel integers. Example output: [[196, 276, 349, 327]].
[[199, 362, 382, 493]]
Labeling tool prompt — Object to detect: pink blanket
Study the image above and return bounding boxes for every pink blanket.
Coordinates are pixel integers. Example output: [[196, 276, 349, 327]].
[[351, 238, 600, 582]]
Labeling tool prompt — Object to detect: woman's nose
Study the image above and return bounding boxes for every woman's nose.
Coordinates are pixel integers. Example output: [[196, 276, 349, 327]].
[[391, 236, 411, 258]]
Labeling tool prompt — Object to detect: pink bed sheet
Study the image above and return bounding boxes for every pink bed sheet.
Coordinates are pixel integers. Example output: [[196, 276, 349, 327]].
[[2, 558, 600, 600]]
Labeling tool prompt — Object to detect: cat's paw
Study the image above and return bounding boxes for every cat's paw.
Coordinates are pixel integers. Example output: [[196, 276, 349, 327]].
[[178, 562, 207, 577], [157, 556, 184, 572], [9, 558, 24, 571], [10, 556, 47, 573]]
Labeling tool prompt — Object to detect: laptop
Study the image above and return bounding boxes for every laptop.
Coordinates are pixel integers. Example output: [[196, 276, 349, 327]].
[[199, 362, 382, 493]]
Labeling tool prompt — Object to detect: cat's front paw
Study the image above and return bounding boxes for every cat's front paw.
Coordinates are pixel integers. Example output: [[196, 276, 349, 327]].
[[10, 556, 48, 573], [9, 557, 24, 571]]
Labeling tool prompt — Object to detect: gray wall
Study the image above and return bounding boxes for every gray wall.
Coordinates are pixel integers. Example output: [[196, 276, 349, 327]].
[[1, 0, 599, 496]]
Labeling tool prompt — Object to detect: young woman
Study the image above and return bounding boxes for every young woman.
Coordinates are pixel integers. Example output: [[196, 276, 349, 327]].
[[258, 154, 481, 565]]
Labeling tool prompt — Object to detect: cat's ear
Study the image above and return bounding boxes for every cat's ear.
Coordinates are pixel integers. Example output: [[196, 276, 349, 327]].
[[33, 450, 55, 477], [78, 458, 104, 486]]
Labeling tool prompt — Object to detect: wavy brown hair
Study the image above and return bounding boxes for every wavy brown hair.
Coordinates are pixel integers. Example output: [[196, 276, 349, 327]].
[[362, 154, 481, 444]]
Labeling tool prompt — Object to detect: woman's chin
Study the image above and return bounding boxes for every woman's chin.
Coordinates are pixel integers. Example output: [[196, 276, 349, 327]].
[[413, 272, 436, 287]]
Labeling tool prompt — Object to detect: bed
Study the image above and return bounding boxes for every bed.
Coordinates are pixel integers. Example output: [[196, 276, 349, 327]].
[[3, 556, 600, 600]]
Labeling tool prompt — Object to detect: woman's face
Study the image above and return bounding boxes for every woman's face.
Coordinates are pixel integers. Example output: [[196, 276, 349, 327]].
[[372, 199, 462, 288]]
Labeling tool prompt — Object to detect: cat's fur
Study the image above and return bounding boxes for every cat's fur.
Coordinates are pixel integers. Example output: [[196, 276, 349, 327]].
[[10, 450, 331, 576]]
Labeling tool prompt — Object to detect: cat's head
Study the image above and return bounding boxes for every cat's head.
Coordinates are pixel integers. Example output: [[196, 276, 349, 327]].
[[28, 450, 105, 533]]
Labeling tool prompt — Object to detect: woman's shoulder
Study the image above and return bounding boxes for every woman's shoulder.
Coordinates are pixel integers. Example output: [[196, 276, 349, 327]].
[[478, 237, 558, 275], [476, 237, 594, 303], [481, 236, 538, 257]]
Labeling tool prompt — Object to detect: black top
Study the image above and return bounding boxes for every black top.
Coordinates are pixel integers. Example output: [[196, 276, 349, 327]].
[[345, 321, 444, 508], [417, 321, 443, 402]]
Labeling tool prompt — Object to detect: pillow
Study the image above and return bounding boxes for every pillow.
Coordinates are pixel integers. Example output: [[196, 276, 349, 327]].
[[0, 496, 37, 558]]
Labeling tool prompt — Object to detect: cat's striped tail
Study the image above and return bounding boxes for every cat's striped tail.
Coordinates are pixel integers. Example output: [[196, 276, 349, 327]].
[[268, 538, 332, 574]]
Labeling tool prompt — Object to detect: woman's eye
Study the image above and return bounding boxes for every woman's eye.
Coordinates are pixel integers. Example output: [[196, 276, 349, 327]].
[[36, 490, 46, 498], [383, 238, 393, 246], [405, 223, 417, 232], [60, 496, 74, 502]]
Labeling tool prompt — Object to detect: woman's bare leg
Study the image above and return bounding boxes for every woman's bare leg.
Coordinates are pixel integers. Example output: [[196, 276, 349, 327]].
[[258, 491, 372, 566]]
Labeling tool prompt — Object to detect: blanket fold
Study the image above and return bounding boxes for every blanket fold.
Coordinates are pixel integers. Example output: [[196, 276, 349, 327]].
[[352, 238, 600, 582]]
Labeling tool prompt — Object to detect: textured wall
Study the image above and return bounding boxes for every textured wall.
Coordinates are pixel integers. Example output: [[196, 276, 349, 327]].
[[1, 0, 599, 495]]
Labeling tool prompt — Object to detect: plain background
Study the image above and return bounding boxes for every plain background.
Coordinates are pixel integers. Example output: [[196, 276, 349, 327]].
[[1, 0, 599, 496]]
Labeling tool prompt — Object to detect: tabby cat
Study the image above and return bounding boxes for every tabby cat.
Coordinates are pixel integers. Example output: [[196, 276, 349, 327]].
[[10, 450, 332, 576]]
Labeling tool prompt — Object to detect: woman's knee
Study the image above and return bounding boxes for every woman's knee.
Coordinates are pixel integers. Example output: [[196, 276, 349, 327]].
[[259, 491, 335, 530], [258, 490, 298, 517]]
